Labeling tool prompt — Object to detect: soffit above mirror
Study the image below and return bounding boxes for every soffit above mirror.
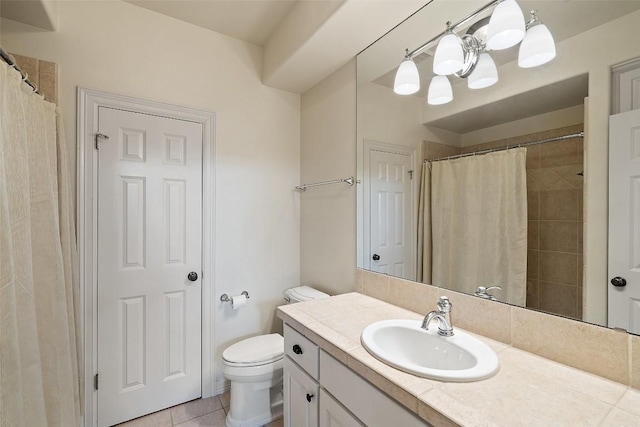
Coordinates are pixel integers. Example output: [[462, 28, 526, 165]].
[[424, 74, 588, 134]]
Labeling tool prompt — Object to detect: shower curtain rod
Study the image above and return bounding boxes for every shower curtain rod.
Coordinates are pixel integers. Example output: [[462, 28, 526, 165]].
[[424, 132, 584, 163], [0, 45, 39, 94]]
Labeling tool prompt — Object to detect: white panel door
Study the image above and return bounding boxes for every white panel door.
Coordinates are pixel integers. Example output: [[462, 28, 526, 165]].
[[97, 107, 203, 426], [619, 67, 640, 113], [609, 109, 640, 335], [369, 150, 414, 280]]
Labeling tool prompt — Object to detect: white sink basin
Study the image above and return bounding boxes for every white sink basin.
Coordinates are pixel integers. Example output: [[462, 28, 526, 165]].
[[361, 319, 499, 382]]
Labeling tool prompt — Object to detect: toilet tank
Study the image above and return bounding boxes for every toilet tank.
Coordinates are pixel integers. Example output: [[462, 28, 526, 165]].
[[284, 286, 329, 304]]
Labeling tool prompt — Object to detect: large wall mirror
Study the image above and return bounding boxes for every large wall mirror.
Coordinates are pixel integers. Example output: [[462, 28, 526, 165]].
[[356, 0, 640, 334]]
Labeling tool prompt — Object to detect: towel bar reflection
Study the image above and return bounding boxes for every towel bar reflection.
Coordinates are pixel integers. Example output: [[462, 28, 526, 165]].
[[295, 176, 356, 192]]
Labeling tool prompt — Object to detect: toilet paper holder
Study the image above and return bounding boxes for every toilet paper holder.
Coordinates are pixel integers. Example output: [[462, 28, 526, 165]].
[[220, 291, 250, 303]]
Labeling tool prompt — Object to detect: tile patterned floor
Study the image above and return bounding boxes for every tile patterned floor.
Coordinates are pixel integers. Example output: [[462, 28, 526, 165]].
[[116, 392, 284, 427]]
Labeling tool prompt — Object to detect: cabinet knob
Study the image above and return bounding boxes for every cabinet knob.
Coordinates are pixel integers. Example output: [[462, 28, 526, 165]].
[[292, 344, 303, 355], [372, 254, 380, 261], [306, 393, 314, 403]]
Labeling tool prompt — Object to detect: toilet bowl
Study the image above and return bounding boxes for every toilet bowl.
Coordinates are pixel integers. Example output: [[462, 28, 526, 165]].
[[222, 286, 329, 427]]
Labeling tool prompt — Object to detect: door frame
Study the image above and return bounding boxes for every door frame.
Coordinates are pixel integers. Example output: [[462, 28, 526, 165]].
[[362, 140, 417, 275], [77, 88, 216, 427]]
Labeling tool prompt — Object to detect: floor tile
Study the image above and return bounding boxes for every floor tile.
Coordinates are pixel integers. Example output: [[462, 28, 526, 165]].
[[171, 397, 222, 424], [174, 408, 227, 427], [116, 409, 172, 427], [218, 391, 230, 408], [264, 417, 284, 427]]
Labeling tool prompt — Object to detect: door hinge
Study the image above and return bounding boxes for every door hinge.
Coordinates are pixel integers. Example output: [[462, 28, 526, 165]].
[[408, 170, 414, 180], [95, 133, 109, 150], [94, 373, 99, 391]]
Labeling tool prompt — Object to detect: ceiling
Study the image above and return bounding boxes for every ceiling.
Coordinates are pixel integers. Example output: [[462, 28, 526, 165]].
[[0, 0, 429, 93], [123, 0, 301, 47]]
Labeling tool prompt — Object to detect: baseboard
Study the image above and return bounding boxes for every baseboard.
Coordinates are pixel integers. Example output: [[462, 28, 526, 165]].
[[214, 378, 231, 396]]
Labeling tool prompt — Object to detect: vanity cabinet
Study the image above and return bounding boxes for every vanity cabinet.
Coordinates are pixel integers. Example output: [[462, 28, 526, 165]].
[[283, 324, 430, 427]]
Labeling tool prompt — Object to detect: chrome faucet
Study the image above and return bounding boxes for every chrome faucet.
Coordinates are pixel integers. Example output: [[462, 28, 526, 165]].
[[474, 286, 502, 301], [421, 296, 453, 337]]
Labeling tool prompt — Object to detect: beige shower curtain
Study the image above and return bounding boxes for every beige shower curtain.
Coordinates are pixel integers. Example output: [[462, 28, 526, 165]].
[[418, 148, 527, 306], [0, 61, 81, 425]]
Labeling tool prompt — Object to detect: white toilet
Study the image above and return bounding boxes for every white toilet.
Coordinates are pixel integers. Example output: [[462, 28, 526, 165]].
[[222, 286, 330, 427]]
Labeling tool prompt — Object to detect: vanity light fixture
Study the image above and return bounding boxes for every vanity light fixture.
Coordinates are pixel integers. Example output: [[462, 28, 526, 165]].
[[433, 22, 465, 75], [518, 10, 556, 68], [485, 0, 526, 50], [428, 75, 453, 105], [393, 0, 555, 105], [393, 49, 421, 95], [468, 52, 498, 89]]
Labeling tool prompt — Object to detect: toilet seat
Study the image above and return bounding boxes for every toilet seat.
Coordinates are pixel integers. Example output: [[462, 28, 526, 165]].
[[222, 333, 284, 366]]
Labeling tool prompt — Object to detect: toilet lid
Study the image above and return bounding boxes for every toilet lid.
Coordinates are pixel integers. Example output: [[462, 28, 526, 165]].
[[285, 286, 330, 302], [222, 333, 284, 365]]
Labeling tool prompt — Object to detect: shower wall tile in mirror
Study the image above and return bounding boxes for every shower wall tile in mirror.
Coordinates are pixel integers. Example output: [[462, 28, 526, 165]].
[[424, 124, 584, 320]]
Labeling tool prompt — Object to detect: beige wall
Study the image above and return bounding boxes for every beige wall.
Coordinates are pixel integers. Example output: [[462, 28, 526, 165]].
[[1, 0, 301, 393], [300, 60, 357, 295]]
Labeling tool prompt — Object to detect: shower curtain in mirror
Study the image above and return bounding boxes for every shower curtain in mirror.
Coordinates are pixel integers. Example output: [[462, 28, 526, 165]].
[[418, 148, 528, 306], [0, 61, 81, 426]]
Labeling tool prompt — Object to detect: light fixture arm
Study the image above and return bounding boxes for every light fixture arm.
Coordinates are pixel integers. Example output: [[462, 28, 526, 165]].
[[405, 0, 501, 59], [454, 35, 481, 78], [526, 10, 542, 29]]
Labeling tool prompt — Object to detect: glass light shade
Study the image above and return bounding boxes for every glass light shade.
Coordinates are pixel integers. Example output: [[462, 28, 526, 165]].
[[433, 33, 464, 75], [427, 75, 453, 105], [468, 53, 499, 89], [393, 57, 420, 95], [518, 23, 556, 68], [486, 0, 526, 50]]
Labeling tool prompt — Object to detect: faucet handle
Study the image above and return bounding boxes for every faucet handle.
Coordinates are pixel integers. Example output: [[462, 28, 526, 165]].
[[437, 296, 452, 312]]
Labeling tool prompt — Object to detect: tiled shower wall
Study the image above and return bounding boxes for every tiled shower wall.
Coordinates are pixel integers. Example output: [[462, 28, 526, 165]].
[[11, 53, 58, 104], [423, 123, 585, 320]]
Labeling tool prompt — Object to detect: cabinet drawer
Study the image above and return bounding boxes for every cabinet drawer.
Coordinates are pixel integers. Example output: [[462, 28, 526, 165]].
[[320, 350, 430, 427], [284, 324, 319, 379]]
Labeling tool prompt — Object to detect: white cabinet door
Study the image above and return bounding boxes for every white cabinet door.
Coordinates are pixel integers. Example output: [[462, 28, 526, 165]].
[[284, 357, 319, 427], [97, 107, 203, 426], [320, 389, 363, 427]]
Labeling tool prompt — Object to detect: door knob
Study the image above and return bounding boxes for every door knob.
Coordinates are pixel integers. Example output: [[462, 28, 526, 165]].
[[187, 272, 198, 282], [611, 276, 627, 287], [372, 254, 380, 261]]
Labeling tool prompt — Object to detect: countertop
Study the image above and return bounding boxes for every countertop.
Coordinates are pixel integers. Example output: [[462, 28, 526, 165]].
[[276, 292, 640, 427]]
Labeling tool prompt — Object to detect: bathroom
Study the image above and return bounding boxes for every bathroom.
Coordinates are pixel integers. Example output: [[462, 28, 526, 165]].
[[1, 0, 639, 426]]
